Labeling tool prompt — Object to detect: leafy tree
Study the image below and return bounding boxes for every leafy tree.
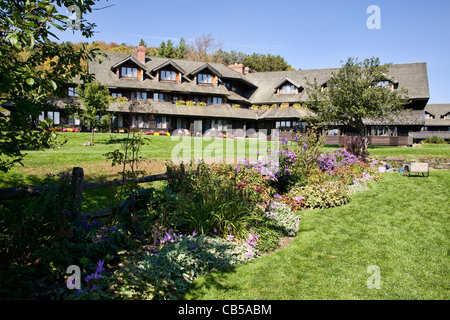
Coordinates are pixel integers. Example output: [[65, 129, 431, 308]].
[[242, 53, 292, 72], [69, 81, 113, 145], [305, 57, 410, 150], [0, 0, 103, 172], [212, 49, 248, 65]]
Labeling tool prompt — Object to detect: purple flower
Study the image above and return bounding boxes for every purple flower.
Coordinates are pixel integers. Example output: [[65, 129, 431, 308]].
[[96, 260, 105, 274], [192, 230, 198, 237]]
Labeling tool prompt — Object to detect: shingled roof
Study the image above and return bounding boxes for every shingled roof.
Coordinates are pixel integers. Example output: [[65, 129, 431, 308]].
[[424, 104, 450, 127], [244, 62, 430, 104], [89, 52, 254, 97], [363, 110, 425, 126]]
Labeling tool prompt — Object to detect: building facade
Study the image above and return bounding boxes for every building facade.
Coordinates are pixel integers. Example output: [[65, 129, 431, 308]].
[[40, 46, 448, 145]]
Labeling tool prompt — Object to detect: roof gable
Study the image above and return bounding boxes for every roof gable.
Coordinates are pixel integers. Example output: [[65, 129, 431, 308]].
[[273, 77, 302, 90], [110, 55, 148, 72], [151, 59, 186, 74], [187, 63, 223, 78]]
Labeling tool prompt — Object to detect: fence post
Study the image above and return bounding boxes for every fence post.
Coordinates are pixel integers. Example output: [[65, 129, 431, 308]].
[[72, 167, 84, 225]]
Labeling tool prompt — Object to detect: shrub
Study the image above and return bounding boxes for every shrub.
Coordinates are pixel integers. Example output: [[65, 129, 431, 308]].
[[317, 148, 360, 172], [423, 136, 447, 144], [343, 135, 370, 161], [264, 202, 301, 237], [294, 181, 351, 209], [112, 234, 256, 299]]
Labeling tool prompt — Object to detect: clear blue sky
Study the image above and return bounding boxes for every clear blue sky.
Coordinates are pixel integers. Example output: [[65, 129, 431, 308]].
[[56, 0, 450, 104]]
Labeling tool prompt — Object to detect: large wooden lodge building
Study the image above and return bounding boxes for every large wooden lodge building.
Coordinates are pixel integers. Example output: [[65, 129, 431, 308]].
[[44, 46, 450, 145]]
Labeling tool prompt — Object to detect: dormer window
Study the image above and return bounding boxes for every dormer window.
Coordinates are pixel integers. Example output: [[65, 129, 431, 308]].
[[198, 73, 213, 84], [424, 112, 435, 120], [374, 80, 390, 89], [121, 67, 138, 78], [187, 63, 222, 87], [282, 84, 296, 94], [161, 70, 177, 81], [111, 55, 147, 81], [274, 77, 301, 95]]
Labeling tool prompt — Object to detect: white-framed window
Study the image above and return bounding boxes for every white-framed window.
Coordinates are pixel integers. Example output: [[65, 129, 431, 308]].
[[68, 115, 81, 126], [135, 91, 147, 100], [47, 111, 60, 125], [275, 121, 291, 129], [153, 93, 165, 102], [68, 87, 78, 97], [327, 128, 339, 136], [156, 116, 167, 129], [374, 80, 390, 89], [121, 67, 138, 78], [112, 92, 123, 98], [138, 115, 144, 128], [212, 97, 222, 105], [198, 73, 212, 84], [373, 126, 389, 136], [161, 70, 176, 81], [282, 84, 296, 94], [390, 126, 398, 136]]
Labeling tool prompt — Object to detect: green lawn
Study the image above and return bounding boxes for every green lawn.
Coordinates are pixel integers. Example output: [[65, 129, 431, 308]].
[[184, 171, 450, 300], [325, 143, 450, 159], [0, 132, 277, 187], [1, 133, 449, 299]]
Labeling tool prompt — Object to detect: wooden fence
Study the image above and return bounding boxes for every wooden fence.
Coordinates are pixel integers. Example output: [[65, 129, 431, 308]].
[[0, 167, 170, 218]]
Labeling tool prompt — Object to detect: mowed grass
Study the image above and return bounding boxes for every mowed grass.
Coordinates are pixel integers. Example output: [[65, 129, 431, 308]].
[[1, 133, 449, 298], [324, 143, 450, 159], [0, 132, 276, 187], [184, 171, 450, 300], [0, 132, 277, 212]]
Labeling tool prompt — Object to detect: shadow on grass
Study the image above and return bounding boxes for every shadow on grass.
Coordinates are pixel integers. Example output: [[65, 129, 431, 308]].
[[0, 172, 49, 188], [183, 266, 241, 300], [105, 136, 132, 145]]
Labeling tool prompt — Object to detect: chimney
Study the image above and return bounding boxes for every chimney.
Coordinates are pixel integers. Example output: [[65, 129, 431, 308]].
[[228, 63, 245, 74], [137, 46, 146, 64]]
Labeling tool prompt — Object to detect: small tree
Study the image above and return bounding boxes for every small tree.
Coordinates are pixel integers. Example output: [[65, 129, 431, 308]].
[[305, 57, 410, 151], [71, 81, 112, 145], [0, 0, 103, 172]]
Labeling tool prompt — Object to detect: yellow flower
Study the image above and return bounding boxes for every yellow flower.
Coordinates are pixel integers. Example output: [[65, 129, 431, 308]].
[[154, 132, 160, 136]]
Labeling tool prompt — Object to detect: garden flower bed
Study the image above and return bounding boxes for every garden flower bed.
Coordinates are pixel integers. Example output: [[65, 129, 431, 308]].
[[0, 132, 382, 300]]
